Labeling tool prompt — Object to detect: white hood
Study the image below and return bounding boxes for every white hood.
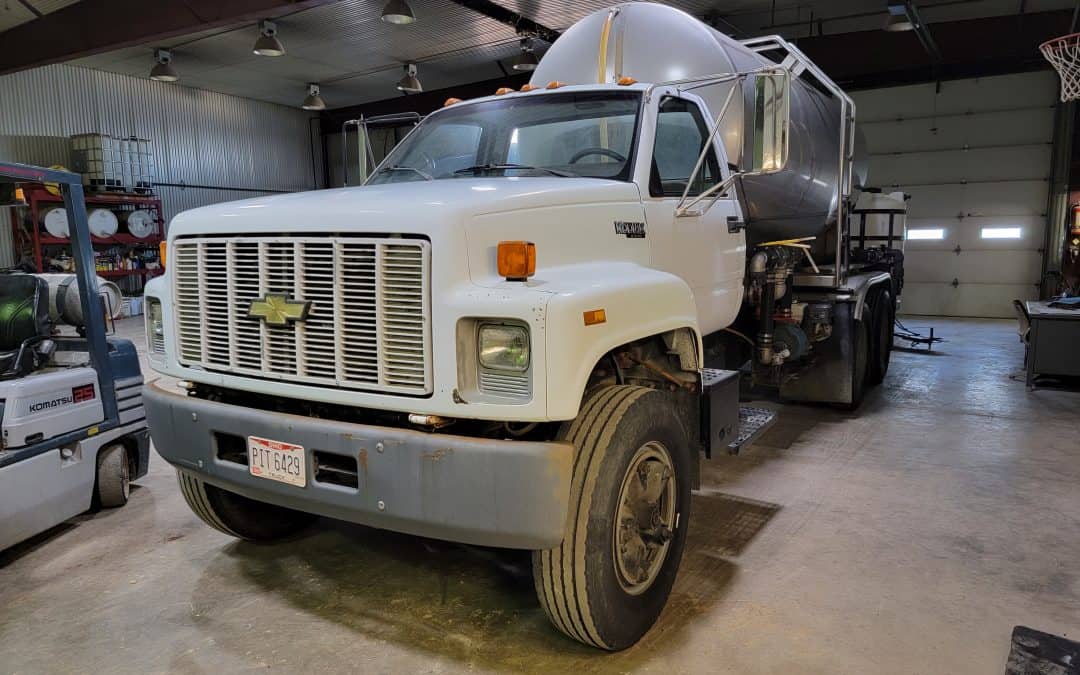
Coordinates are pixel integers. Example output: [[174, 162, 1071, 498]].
[[167, 177, 641, 238]]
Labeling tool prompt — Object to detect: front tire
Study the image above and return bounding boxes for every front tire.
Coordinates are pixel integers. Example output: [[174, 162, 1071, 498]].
[[177, 470, 315, 541], [532, 385, 692, 650]]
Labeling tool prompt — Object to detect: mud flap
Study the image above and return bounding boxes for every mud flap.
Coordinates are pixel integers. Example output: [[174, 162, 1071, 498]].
[[780, 301, 855, 405]]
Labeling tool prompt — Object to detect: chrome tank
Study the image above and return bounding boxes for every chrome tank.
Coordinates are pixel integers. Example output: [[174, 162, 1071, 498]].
[[531, 2, 858, 247]]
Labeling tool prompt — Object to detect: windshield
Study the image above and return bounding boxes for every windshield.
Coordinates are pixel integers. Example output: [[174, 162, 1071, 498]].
[[367, 90, 642, 184]]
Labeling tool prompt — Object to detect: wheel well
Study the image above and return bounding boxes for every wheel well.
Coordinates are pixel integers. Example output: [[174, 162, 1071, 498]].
[[581, 327, 701, 396]]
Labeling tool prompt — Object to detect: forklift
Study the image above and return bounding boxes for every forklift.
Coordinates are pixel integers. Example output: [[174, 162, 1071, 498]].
[[0, 161, 149, 551]]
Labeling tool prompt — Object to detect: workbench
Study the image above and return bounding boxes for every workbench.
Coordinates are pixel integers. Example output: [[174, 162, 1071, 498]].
[[1025, 300, 1080, 389]]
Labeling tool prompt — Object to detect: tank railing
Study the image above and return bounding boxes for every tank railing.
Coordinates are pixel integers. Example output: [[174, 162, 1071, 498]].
[[674, 78, 741, 217], [643, 68, 789, 218], [741, 35, 857, 287]]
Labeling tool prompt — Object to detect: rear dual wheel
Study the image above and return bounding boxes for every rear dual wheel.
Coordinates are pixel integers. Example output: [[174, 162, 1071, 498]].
[[532, 385, 692, 651], [867, 286, 894, 386]]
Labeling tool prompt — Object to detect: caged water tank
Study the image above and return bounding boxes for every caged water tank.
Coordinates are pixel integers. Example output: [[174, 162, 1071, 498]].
[[531, 2, 867, 248]]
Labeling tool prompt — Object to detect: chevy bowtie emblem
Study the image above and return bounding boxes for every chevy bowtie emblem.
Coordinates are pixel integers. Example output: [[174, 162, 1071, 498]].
[[247, 294, 311, 326]]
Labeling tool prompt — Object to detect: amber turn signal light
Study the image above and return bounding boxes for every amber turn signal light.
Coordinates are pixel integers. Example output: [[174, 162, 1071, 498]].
[[159, 241, 167, 268], [497, 241, 536, 280], [583, 309, 607, 326]]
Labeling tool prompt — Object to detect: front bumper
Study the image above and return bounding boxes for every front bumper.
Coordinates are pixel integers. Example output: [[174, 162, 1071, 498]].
[[143, 381, 573, 549]]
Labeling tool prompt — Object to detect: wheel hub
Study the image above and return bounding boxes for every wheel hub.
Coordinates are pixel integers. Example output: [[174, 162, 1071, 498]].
[[613, 441, 677, 595]]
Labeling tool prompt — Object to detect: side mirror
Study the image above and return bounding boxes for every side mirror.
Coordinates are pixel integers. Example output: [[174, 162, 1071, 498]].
[[741, 71, 791, 174]]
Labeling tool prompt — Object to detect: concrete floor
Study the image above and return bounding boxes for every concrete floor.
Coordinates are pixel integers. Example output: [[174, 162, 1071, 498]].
[[1, 316, 1078, 674]]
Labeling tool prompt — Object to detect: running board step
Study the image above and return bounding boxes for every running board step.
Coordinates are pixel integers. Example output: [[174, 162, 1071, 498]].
[[728, 406, 778, 455]]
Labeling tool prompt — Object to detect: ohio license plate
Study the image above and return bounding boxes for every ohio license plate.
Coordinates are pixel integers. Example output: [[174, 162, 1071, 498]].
[[248, 436, 307, 487]]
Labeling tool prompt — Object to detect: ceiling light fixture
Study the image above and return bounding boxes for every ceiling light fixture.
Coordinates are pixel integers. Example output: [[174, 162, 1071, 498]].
[[381, 0, 416, 24], [512, 37, 538, 71], [397, 63, 422, 93], [302, 83, 326, 110], [149, 48, 179, 82], [884, 3, 914, 31], [253, 19, 286, 56]]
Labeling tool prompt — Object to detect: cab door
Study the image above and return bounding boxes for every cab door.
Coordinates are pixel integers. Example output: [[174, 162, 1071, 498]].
[[643, 95, 746, 335]]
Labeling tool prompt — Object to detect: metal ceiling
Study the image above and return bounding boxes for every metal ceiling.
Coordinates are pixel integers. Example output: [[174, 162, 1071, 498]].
[[47, 0, 1080, 109], [0, 0, 80, 32]]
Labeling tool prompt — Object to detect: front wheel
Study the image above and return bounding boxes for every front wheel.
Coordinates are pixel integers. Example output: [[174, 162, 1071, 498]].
[[177, 470, 315, 542], [532, 385, 692, 650]]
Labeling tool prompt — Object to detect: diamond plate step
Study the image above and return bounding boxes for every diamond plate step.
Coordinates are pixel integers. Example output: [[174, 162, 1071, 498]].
[[728, 406, 778, 454]]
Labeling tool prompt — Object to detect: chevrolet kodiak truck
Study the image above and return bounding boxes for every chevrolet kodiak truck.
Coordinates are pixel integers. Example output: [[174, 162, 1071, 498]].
[[143, 3, 904, 650]]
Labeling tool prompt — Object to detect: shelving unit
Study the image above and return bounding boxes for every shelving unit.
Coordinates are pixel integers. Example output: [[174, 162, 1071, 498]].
[[12, 185, 164, 292]]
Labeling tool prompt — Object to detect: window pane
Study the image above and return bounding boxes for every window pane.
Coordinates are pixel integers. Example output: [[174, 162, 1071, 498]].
[[651, 98, 720, 197], [907, 228, 945, 240], [980, 227, 1022, 239]]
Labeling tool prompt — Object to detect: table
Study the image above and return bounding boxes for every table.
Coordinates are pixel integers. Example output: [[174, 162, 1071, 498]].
[[1025, 300, 1080, 389]]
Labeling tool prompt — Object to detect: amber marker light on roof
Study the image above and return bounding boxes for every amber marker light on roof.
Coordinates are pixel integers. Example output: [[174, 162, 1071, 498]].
[[444, 97, 462, 106], [546, 80, 565, 89], [495, 87, 514, 95], [520, 83, 538, 92], [617, 76, 637, 85], [497, 241, 536, 280]]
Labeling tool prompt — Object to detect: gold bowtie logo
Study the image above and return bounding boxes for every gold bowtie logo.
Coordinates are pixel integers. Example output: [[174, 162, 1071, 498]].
[[247, 294, 311, 326]]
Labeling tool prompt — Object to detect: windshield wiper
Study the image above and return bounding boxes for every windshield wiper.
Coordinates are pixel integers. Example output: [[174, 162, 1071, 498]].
[[380, 165, 433, 181], [452, 163, 577, 177]]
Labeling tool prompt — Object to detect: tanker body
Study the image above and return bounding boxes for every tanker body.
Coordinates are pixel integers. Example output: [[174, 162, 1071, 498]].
[[142, 2, 904, 652]]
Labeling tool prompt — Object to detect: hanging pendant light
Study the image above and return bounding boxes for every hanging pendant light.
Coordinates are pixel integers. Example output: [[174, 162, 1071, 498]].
[[512, 37, 538, 72], [382, 0, 416, 24], [884, 3, 914, 31], [396, 63, 422, 93], [149, 49, 178, 82], [253, 19, 286, 56], [302, 83, 326, 110]]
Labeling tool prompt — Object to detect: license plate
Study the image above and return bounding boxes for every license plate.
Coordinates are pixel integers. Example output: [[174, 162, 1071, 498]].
[[248, 436, 307, 487]]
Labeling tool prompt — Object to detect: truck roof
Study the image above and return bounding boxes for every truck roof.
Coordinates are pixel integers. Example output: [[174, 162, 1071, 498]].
[[435, 81, 653, 113]]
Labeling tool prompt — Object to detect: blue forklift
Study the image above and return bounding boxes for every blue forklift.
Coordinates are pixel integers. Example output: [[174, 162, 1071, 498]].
[[0, 161, 149, 551]]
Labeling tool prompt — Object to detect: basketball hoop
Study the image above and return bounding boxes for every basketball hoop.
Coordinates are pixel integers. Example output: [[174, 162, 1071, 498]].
[[1040, 32, 1080, 102]]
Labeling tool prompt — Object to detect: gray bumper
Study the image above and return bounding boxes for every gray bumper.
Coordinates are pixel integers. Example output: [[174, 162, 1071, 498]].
[[143, 381, 573, 549]]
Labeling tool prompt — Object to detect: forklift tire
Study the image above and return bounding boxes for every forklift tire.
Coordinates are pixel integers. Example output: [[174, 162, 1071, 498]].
[[532, 385, 692, 651], [177, 470, 316, 542], [96, 443, 130, 508], [847, 318, 870, 410], [867, 287, 894, 386]]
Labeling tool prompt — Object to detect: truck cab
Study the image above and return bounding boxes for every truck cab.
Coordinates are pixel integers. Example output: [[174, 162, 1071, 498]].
[[143, 2, 902, 652]]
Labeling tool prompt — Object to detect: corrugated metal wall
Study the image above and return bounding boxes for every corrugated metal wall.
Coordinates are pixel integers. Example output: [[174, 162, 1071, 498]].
[[0, 63, 320, 267]]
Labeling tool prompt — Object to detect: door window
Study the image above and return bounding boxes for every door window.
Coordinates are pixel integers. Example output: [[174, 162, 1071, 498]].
[[650, 98, 722, 198]]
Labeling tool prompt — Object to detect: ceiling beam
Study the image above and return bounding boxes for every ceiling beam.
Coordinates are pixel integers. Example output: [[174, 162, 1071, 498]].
[[795, 9, 1072, 89], [446, 0, 560, 44], [0, 0, 342, 76]]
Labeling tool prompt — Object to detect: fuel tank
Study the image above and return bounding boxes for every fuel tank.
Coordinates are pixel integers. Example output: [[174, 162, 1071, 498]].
[[532, 2, 863, 247]]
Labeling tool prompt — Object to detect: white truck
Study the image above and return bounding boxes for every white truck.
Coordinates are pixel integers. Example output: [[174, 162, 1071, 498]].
[[143, 3, 905, 650]]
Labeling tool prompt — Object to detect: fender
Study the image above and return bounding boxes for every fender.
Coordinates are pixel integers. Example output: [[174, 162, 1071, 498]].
[[541, 261, 702, 420]]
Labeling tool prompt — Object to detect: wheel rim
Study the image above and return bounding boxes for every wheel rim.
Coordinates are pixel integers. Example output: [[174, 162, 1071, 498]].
[[613, 441, 677, 595]]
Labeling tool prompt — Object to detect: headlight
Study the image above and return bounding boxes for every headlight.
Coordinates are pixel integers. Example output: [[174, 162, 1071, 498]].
[[478, 323, 529, 372], [146, 297, 164, 354]]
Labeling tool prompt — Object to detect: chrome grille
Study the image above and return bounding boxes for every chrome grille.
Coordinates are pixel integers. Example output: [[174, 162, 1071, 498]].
[[172, 236, 431, 395]]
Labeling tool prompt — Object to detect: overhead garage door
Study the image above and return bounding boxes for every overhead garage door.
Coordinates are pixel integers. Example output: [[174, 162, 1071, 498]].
[[852, 72, 1057, 318]]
